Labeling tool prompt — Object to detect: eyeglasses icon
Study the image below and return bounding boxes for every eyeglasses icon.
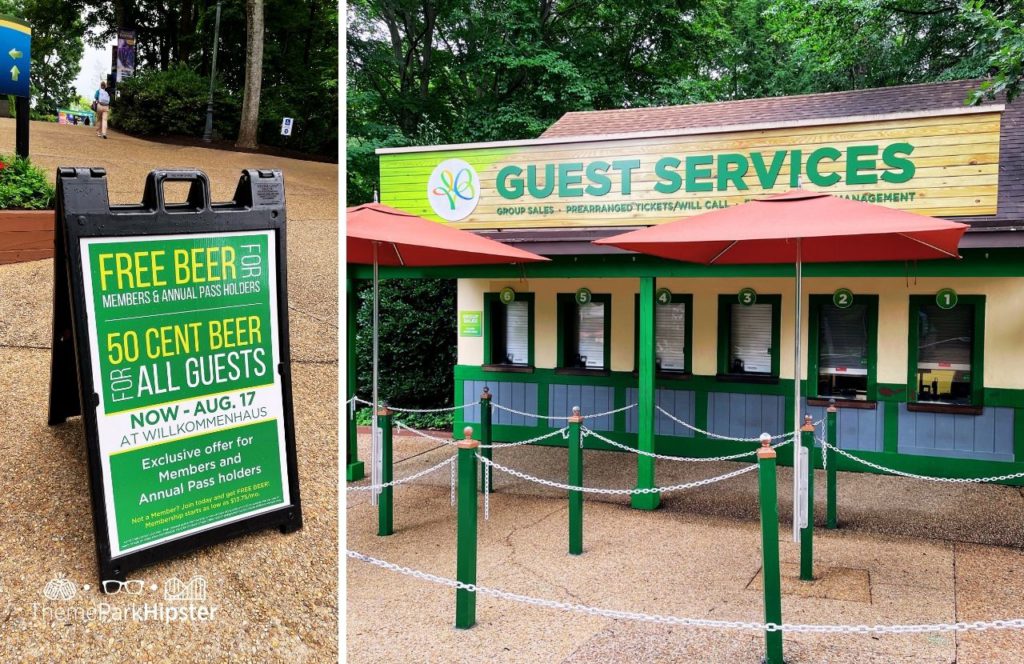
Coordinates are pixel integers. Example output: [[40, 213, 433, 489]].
[[101, 579, 145, 595]]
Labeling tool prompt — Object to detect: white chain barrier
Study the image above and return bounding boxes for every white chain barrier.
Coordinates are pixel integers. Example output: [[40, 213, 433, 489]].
[[347, 455, 456, 492], [492, 402, 637, 421], [581, 426, 793, 462], [818, 437, 1024, 483], [450, 459, 456, 507], [394, 421, 571, 449], [484, 463, 490, 521], [347, 550, 1024, 635], [656, 405, 802, 442], [477, 453, 757, 495]]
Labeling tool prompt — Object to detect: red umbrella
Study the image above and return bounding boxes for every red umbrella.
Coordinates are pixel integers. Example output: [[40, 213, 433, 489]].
[[346, 202, 548, 497], [595, 190, 968, 539], [347, 202, 547, 266], [594, 190, 966, 263]]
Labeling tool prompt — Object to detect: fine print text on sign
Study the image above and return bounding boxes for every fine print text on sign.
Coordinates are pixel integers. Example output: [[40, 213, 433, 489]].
[[49, 168, 301, 585]]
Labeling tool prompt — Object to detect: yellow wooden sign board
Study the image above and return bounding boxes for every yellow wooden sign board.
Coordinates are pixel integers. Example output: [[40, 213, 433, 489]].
[[378, 110, 1001, 229]]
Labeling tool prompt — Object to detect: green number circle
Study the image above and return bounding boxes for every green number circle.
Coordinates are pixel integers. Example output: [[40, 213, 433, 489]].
[[833, 288, 854, 309], [499, 287, 516, 304], [575, 288, 592, 305], [655, 287, 673, 306], [936, 288, 958, 310], [738, 288, 757, 306]]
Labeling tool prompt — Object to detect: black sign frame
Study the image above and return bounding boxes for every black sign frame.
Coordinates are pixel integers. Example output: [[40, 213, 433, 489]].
[[47, 167, 303, 585]]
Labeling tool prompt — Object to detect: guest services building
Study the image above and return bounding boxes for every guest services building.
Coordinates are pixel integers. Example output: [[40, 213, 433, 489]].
[[359, 79, 1024, 494]]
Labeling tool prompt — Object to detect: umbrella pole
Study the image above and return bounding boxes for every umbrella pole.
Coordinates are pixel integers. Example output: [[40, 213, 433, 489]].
[[793, 239, 802, 543], [372, 242, 380, 507]]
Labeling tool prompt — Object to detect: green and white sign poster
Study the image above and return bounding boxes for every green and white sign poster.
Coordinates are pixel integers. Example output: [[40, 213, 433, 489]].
[[79, 230, 289, 557]]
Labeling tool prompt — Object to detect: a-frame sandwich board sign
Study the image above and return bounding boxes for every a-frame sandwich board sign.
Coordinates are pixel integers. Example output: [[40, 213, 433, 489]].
[[48, 167, 302, 586]]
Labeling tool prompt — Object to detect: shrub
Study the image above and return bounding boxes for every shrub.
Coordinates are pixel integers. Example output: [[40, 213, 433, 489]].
[[0, 154, 55, 209], [110, 65, 239, 139], [355, 278, 457, 421]]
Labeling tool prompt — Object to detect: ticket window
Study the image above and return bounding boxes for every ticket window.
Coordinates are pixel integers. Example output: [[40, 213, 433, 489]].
[[719, 296, 780, 378], [633, 294, 692, 374], [558, 294, 610, 371], [485, 293, 533, 367], [817, 303, 870, 400], [914, 303, 976, 405]]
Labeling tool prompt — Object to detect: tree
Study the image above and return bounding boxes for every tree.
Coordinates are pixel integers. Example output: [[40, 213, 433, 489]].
[[0, 0, 84, 114], [236, 0, 264, 148]]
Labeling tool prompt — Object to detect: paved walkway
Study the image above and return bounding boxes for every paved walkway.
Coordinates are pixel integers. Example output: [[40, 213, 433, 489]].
[[347, 430, 1024, 663], [0, 120, 337, 662]]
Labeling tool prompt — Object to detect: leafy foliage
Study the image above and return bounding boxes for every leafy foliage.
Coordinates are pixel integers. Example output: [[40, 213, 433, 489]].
[[110, 65, 239, 138], [74, 0, 337, 156], [0, 0, 84, 114], [0, 154, 55, 209], [354, 279, 457, 413]]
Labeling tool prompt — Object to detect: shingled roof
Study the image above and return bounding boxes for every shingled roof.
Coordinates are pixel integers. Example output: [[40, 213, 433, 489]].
[[541, 80, 1023, 231]]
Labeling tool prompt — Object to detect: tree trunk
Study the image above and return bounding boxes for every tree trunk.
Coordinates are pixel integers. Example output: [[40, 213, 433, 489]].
[[236, 0, 264, 149]]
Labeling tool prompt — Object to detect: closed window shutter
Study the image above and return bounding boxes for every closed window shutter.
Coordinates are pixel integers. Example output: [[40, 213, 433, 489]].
[[820, 304, 868, 372], [577, 302, 605, 369], [504, 301, 529, 365], [730, 303, 772, 374], [656, 303, 686, 371], [918, 304, 972, 369]]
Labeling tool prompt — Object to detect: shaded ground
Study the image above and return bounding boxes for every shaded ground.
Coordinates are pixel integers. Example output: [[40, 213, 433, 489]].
[[347, 430, 1024, 663], [0, 119, 338, 662]]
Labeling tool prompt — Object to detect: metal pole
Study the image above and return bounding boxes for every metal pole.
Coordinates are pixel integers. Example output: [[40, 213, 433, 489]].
[[826, 401, 838, 529], [633, 276, 660, 510], [568, 406, 583, 555], [202, 1, 222, 142], [15, 96, 29, 158], [800, 414, 815, 581], [371, 242, 379, 507], [455, 427, 479, 629], [792, 238, 802, 543], [757, 433, 784, 664], [479, 387, 493, 493], [346, 278, 364, 481], [377, 407, 394, 536]]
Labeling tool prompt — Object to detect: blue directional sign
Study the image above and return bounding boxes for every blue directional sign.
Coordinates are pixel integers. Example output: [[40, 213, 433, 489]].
[[0, 15, 30, 98]]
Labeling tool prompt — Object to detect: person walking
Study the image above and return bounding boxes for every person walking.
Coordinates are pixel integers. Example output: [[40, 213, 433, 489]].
[[93, 81, 110, 139]]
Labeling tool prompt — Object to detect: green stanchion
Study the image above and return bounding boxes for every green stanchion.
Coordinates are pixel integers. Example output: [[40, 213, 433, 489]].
[[377, 407, 394, 537], [757, 433, 784, 664], [826, 402, 838, 529], [480, 387, 493, 493], [799, 414, 815, 581], [455, 427, 479, 629], [568, 407, 583, 555]]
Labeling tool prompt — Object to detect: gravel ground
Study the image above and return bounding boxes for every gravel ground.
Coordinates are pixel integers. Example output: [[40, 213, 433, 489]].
[[346, 430, 1024, 662], [0, 119, 338, 662]]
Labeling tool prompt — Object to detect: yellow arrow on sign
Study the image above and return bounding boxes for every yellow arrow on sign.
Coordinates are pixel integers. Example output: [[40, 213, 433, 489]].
[[10, 65, 18, 81], [8, 48, 22, 59]]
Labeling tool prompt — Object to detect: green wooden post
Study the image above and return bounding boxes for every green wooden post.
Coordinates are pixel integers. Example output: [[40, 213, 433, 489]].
[[632, 276, 660, 510], [757, 433, 784, 664], [377, 407, 394, 537], [799, 414, 815, 581], [455, 426, 479, 629], [345, 278, 365, 482], [480, 387, 493, 493], [568, 406, 583, 555], [826, 402, 838, 529]]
